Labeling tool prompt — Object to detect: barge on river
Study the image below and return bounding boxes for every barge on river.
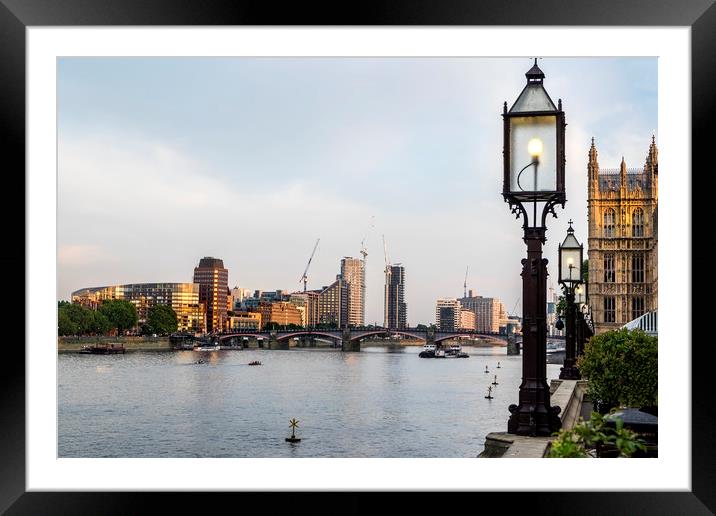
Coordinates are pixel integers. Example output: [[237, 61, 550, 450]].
[[419, 343, 469, 358], [79, 344, 125, 354]]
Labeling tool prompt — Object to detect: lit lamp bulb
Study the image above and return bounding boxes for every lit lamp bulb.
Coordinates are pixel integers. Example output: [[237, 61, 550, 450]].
[[527, 138, 543, 161]]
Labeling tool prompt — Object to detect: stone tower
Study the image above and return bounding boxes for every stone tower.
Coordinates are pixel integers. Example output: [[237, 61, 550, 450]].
[[587, 137, 658, 334]]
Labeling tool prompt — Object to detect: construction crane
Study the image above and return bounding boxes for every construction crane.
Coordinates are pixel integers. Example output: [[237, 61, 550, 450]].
[[463, 266, 469, 298], [508, 298, 520, 317], [359, 215, 374, 262], [382, 234, 391, 273], [299, 238, 320, 292]]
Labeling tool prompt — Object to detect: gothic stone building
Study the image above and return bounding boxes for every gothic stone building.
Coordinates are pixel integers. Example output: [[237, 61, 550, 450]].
[[587, 137, 658, 334]]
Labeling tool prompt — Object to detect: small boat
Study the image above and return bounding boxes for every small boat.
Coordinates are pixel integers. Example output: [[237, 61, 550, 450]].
[[79, 344, 125, 354], [248, 360, 262, 366], [194, 345, 220, 351], [446, 343, 469, 358], [419, 343, 437, 358]]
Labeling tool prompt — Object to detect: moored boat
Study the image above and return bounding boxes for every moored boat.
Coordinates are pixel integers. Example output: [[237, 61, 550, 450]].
[[79, 344, 125, 354]]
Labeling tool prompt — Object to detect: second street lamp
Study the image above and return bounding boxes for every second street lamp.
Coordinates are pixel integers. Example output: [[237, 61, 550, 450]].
[[502, 59, 566, 436], [558, 221, 583, 380]]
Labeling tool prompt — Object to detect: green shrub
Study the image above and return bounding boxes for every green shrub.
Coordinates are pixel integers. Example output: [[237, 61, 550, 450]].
[[548, 411, 646, 458], [577, 328, 657, 412]]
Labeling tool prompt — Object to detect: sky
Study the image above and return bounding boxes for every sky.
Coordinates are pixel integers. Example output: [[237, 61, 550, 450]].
[[57, 57, 657, 325]]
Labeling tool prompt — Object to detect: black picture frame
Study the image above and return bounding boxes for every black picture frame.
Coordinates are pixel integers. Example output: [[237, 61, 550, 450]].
[[3, 1, 709, 513]]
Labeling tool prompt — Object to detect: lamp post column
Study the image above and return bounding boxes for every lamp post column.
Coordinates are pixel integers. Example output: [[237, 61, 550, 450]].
[[508, 227, 562, 436], [576, 309, 585, 357], [559, 288, 580, 380]]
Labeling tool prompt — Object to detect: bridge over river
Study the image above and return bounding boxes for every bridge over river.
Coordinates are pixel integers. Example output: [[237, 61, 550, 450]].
[[211, 327, 563, 352]]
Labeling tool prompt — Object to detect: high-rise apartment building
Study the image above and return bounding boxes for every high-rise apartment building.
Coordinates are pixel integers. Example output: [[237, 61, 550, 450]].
[[459, 309, 476, 330], [341, 257, 365, 327], [193, 257, 229, 332], [72, 283, 204, 332], [290, 292, 320, 327], [435, 298, 461, 331], [317, 277, 348, 327], [459, 293, 505, 334], [587, 137, 658, 333], [384, 264, 407, 329]]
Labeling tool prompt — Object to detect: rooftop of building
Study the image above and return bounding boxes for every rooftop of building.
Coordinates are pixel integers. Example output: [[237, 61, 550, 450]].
[[196, 257, 225, 269]]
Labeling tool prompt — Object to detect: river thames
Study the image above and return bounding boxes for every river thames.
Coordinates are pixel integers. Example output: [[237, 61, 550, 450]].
[[58, 345, 562, 458]]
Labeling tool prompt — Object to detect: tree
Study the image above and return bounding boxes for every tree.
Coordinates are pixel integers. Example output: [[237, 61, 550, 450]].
[[58, 309, 79, 336], [416, 324, 428, 331], [582, 259, 589, 282], [88, 310, 112, 335], [577, 328, 658, 413], [99, 299, 138, 334], [264, 321, 281, 331], [146, 304, 178, 335], [59, 303, 94, 334], [556, 295, 566, 317]]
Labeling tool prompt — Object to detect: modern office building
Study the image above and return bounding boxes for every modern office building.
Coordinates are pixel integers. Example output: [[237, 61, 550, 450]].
[[71, 282, 204, 332], [255, 301, 303, 329], [317, 277, 348, 327], [290, 292, 320, 327], [384, 264, 407, 329], [587, 137, 658, 333], [227, 311, 262, 331], [193, 257, 229, 332], [341, 257, 365, 327], [459, 293, 506, 334], [230, 287, 253, 310], [459, 309, 476, 331], [435, 298, 461, 331]]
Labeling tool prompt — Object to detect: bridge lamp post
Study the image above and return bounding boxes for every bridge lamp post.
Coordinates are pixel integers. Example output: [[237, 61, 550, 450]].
[[502, 59, 566, 436], [558, 221, 583, 380]]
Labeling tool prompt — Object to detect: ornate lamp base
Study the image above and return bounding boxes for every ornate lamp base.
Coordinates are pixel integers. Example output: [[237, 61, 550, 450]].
[[559, 366, 581, 380], [508, 403, 562, 437]]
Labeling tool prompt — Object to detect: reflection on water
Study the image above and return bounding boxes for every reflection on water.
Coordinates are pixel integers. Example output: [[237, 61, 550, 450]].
[[58, 346, 562, 458]]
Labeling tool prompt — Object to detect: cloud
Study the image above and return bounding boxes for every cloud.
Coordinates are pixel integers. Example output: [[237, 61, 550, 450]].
[[58, 244, 112, 267]]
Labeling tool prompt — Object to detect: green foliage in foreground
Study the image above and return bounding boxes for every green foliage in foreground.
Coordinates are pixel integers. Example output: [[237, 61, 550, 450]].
[[577, 328, 657, 412], [548, 411, 647, 458]]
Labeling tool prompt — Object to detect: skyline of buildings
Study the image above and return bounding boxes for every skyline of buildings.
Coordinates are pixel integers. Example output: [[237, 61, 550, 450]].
[[68, 137, 659, 336], [57, 58, 658, 327]]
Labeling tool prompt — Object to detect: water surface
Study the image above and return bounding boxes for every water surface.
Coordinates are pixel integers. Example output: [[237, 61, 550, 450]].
[[58, 346, 561, 457]]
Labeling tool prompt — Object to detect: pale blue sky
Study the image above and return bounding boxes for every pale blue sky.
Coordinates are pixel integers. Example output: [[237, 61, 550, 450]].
[[57, 57, 657, 325]]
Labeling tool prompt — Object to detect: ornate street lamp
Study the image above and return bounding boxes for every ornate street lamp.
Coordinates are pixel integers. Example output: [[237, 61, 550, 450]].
[[558, 221, 583, 380], [503, 59, 566, 436]]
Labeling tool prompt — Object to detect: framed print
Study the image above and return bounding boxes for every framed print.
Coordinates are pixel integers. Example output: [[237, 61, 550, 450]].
[[3, 0, 711, 513]]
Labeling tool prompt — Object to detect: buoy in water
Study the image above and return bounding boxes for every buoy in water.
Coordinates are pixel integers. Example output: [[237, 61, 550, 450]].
[[285, 417, 301, 443], [485, 385, 494, 399]]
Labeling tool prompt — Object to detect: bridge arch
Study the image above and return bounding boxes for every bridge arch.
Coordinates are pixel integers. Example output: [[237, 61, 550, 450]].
[[217, 333, 266, 341], [347, 329, 428, 342], [274, 331, 342, 342]]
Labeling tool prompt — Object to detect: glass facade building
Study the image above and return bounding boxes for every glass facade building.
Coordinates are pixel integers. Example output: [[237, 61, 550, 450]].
[[71, 283, 204, 332], [193, 257, 229, 333]]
